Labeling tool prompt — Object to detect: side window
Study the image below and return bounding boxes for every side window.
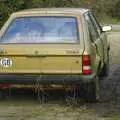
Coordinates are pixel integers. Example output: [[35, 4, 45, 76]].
[[84, 14, 99, 42], [89, 13, 102, 35]]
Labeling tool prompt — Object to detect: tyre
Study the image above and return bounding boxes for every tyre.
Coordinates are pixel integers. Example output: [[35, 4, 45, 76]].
[[0, 90, 4, 100], [102, 63, 109, 76], [100, 51, 110, 77], [86, 76, 100, 102], [0, 91, 3, 99], [0, 90, 9, 100]]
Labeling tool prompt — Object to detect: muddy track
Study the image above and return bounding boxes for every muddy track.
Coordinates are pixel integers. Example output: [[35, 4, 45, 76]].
[[101, 65, 120, 103]]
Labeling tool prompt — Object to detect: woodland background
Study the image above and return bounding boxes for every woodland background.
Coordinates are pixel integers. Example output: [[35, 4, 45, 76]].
[[0, 0, 120, 28]]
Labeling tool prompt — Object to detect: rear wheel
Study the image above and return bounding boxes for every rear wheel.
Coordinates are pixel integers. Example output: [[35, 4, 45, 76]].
[[0, 90, 9, 100], [102, 63, 109, 76], [101, 51, 110, 77], [86, 76, 100, 102], [0, 91, 3, 99]]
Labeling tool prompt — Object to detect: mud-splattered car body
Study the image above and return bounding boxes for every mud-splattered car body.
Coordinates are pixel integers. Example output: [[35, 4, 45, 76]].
[[0, 8, 111, 101]]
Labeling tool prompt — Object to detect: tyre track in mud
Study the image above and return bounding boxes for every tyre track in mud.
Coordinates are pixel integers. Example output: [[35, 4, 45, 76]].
[[90, 64, 120, 116], [100, 65, 120, 103]]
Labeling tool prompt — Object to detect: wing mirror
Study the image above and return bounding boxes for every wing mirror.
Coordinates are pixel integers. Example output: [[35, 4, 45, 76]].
[[102, 26, 112, 32]]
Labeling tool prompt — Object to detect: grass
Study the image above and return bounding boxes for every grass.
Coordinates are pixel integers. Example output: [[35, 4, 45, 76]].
[[104, 114, 120, 120], [98, 13, 120, 25], [111, 29, 120, 32]]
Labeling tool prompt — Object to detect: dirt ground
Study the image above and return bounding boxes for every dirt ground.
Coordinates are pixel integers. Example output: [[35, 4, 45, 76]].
[[0, 32, 120, 120]]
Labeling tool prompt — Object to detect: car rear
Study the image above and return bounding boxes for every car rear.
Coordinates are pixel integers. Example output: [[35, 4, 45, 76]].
[[0, 9, 96, 85]]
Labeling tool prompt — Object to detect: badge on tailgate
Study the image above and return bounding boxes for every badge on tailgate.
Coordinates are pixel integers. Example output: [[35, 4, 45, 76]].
[[0, 58, 13, 67]]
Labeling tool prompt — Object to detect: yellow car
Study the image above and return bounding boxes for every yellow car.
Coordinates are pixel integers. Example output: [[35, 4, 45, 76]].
[[0, 8, 111, 101]]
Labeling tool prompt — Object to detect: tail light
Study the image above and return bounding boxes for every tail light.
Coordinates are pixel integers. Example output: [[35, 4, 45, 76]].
[[0, 83, 11, 89], [82, 55, 92, 75]]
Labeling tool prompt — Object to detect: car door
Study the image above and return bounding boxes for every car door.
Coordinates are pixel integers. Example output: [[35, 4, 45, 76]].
[[89, 13, 108, 63], [84, 13, 104, 65]]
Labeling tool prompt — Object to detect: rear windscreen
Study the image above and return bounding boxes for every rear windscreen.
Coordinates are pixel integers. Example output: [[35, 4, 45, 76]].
[[0, 17, 79, 44]]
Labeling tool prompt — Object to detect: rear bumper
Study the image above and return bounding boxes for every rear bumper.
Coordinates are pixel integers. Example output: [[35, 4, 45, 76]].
[[0, 73, 96, 85]]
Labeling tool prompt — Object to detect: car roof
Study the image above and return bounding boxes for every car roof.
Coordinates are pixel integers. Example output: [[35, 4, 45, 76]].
[[12, 8, 90, 16]]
